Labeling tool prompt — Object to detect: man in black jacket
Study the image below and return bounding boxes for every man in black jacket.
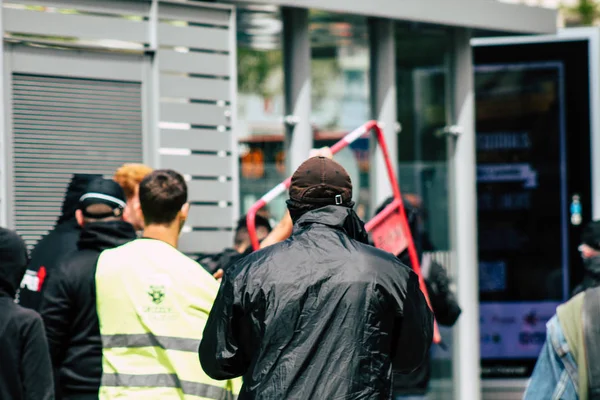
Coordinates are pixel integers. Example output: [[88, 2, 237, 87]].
[[200, 156, 434, 400], [200, 214, 272, 275], [375, 197, 461, 399], [572, 220, 600, 297], [39, 178, 137, 400], [0, 227, 54, 400], [18, 174, 101, 310]]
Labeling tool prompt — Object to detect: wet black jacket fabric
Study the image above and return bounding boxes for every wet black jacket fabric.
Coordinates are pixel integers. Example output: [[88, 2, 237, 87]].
[[39, 221, 136, 398], [200, 206, 434, 400], [18, 220, 81, 311], [0, 229, 54, 400]]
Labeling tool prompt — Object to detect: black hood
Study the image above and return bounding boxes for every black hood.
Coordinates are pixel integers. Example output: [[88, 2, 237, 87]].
[[57, 174, 102, 225], [78, 220, 137, 252], [580, 255, 600, 290], [0, 228, 29, 298], [294, 205, 369, 244]]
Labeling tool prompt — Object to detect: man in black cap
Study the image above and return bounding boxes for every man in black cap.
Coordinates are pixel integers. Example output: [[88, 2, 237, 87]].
[[18, 173, 101, 311], [200, 156, 433, 400], [39, 178, 137, 400], [0, 227, 54, 400]]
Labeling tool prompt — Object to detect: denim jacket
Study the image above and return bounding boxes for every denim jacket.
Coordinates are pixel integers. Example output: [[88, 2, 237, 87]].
[[523, 315, 579, 400]]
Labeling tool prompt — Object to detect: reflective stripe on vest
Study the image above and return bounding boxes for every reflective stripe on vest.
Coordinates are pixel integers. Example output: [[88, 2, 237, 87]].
[[101, 373, 236, 400], [103, 333, 200, 352]]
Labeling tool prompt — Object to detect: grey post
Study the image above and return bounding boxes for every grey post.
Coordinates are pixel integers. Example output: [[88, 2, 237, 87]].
[[368, 18, 398, 215], [447, 27, 481, 400], [282, 7, 313, 173], [0, 0, 7, 227]]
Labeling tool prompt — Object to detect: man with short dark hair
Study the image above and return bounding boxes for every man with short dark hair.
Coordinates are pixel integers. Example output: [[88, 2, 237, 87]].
[[95, 169, 241, 399], [40, 178, 137, 400], [200, 157, 433, 400], [200, 215, 272, 275]]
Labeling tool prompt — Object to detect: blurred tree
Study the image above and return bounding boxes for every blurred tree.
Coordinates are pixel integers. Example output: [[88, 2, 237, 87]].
[[562, 0, 600, 26], [237, 47, 282, 98]]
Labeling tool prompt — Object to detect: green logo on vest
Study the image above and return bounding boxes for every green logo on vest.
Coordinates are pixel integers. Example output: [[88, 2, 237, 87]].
[[148, 285, 165, 305]]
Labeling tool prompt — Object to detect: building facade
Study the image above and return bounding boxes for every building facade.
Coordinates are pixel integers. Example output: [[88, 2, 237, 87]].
[[0, 0, 556, 398]]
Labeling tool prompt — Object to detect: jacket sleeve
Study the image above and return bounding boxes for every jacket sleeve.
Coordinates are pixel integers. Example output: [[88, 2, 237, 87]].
[[199, 268, 250, 380], [392, 272, 434, 373], [425, 261, 461, 327], [39, 266, 72, 368], [524, 316, 576, 400], [20, 314, 55, 400]]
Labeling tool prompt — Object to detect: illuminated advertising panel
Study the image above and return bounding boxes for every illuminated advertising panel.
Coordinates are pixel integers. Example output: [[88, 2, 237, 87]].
[[476, 62, 568, 377]]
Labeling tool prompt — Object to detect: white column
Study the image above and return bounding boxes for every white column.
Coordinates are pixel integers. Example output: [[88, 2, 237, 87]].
[[368, 18, 398, 214], [0, 0, 9, 228], [282, 7, 313, 174], [447, 27, 481, 400]]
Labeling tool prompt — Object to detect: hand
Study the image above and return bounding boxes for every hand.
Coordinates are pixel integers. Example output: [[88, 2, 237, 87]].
[[213, 269, 224, 282], [309, 147, 333, 160]]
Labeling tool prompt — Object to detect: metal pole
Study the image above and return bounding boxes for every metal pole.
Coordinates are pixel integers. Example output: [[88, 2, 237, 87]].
[[0, 0, 8, 228], [282, 7, 313, 174], [447, 28, 481, 400], [144, 0, 160, 168], [368, 18, 398, 216]]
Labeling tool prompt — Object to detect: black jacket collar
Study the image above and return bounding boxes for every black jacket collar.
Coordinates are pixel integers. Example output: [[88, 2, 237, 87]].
[[78, 220, 137, 253], [294, 205, 369, 244]]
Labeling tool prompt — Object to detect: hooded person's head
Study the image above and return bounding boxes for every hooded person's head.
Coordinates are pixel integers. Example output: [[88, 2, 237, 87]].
[[286, 156, 354, 222], [581, 220, 600, 259], [57, 174, 102, 225], [0, 228, 29, 298]]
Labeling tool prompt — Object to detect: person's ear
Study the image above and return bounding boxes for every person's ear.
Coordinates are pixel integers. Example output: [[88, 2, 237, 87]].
[[75, 209, 85, 227], [132, 195, 144, 229], [181, 203, 190, 222]]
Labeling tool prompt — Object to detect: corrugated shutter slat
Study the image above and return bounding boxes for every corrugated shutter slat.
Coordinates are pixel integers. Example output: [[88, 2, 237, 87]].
[[12, 74, 143, 249]]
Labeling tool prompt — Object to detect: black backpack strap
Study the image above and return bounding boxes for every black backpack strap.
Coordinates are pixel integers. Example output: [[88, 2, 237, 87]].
[[584, 286, 600, 397]]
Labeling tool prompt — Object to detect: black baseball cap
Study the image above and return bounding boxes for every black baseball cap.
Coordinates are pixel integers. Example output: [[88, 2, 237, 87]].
[[78, 178, 127, 219], [289, 156, 353, 207]]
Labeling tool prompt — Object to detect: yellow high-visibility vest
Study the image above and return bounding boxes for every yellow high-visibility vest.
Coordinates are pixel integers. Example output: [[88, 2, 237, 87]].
[[95, 238, 241, 399]]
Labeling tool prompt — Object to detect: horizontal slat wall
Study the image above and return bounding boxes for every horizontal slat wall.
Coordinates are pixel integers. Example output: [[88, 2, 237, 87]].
[[160, 129, 231, 151], [179, 231, 235, 255], [4, 8, 148, 43], [2, 0, 237, 255], [157, 24, 229, 51], [157, 1, 236, 255], [157, 50, 229, 76], [12, 74, 143, 248], [160, 76, 230, 102]]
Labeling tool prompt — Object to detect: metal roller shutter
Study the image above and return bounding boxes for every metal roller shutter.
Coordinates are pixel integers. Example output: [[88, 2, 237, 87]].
[[11, 73, 143, 248]]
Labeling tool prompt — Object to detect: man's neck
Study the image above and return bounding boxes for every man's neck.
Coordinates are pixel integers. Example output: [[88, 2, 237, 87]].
[[142, 223, 180, 248]]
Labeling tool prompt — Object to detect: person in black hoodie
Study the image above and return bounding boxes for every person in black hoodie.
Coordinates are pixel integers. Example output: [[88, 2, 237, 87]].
[[39, 178, 137, 400], [0, 227, 54, 400], [374, 196, 461, 400], [572, 220, 600, 297], [18, 174, 102, 311]]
